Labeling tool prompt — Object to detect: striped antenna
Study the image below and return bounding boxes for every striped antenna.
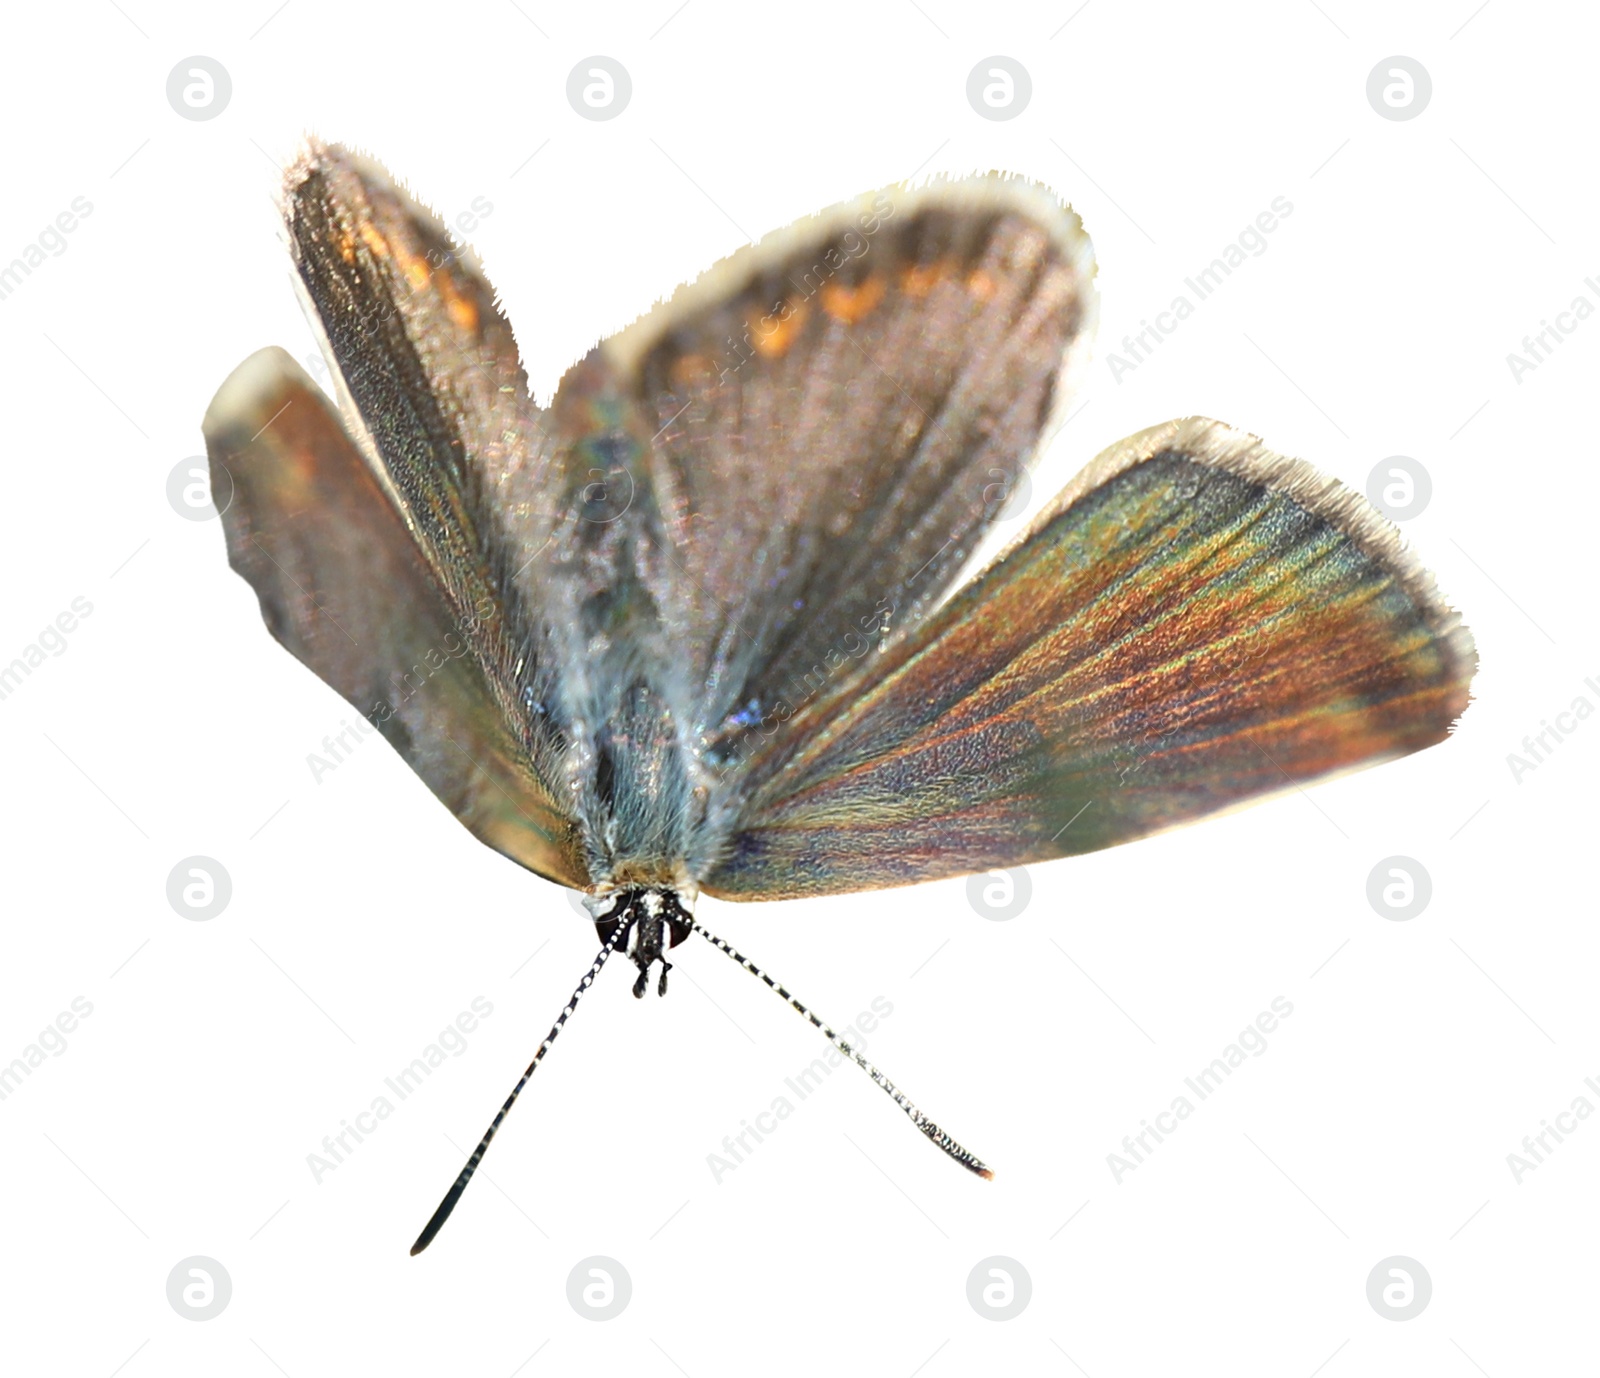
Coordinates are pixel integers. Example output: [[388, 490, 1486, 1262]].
[[692, 921, 993, 1180], [410, 921, 628, 1255]]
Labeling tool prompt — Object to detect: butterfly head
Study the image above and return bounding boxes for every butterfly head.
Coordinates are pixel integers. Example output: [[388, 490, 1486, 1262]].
[[589, 887, 693, 999]]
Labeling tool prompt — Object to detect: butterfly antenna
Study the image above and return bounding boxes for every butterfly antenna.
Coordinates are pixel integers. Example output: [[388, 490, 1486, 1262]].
[[410, 923, 629, 1255], [692, 921, 993, 1180]]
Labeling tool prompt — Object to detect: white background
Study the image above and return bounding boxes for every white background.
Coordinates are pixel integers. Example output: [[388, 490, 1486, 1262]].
[[0, 1, 1593, 1374]]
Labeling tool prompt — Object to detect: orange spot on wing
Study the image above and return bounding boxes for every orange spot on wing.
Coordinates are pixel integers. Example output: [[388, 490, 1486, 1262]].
[[358, 220, 434, 298], [403, 257, 431, 293], [440, 277, 479, 332], [900, 259, 953, 296], [357, 221, 389, 258], [335, 228, 357, 263], [751, 298, 809, 358], [821, 275, 886, 323], [966, 268, 997, 300]]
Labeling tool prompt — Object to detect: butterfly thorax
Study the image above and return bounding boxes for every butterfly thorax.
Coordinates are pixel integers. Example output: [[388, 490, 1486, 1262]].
[[542, 361, 715, 892]]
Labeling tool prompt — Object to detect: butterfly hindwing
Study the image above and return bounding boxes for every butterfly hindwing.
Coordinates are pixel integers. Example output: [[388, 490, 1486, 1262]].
[[704, 418, 1476, 899], [204, 348, 588, 887]]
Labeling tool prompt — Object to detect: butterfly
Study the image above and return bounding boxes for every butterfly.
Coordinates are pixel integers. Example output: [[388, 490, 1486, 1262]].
[[203, 141, 1475, 1253]]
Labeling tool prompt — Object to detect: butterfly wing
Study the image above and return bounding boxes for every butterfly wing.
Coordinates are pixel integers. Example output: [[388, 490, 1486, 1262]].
[[594, 175, 1096, 771], [278, 141, 567, 658], [702, 418, 1476, 899], [205, 142, 588, 887]]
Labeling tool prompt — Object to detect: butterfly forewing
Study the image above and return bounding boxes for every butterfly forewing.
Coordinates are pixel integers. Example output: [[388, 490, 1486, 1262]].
[[285, 146, 541, 585], [280, 144, 587, 812], [594, 177, 1096, 799], [704, 418, 1476, 899]]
